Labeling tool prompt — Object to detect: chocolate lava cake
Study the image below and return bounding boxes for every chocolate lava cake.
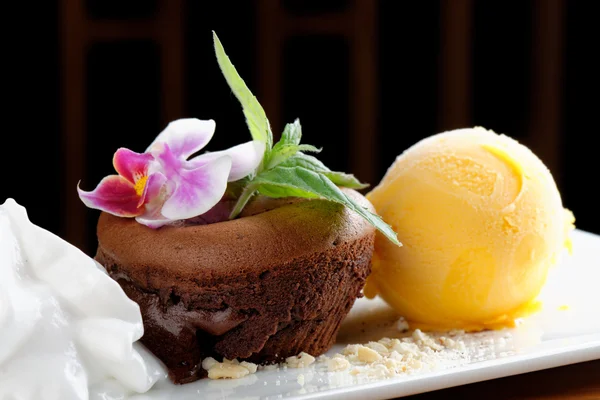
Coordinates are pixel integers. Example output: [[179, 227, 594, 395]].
[[95, 189, 376, 383]]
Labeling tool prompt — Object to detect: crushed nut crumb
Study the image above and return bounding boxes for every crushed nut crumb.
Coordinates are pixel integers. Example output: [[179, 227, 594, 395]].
[[357, 345, 382, 363], [202, 357, 258, 380], [327, 356, 351, 372], [285, 352, 316, 368]]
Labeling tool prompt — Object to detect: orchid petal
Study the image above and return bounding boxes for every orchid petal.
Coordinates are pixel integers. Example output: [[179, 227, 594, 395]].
[[137, 171, 168, 208], [146, 119, 216, 160], [161, 156, 232, 220], [135, 211, 173, 229], [135, 173, 172, 228], [187, 140, 265, 182], [135, 208, 172, 229], [153, 143, 182, 180], [113, 148, 154, 185], [77, 176, 142, 217]]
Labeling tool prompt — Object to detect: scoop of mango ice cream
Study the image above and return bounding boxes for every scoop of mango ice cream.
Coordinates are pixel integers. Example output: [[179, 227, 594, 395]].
[[365, 127, 575, 331]]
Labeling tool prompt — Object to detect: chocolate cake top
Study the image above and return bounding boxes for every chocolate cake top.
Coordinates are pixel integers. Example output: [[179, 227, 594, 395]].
[[96, 189, 375, 290]]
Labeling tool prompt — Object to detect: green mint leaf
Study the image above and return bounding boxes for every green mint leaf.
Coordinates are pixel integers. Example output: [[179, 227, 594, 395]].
[[254, 166, 401, 246], [280, 119, 302, 146], [280, 153, 368, 189], [265, 143, 321, 173], [265, 144, 320, 170], [279, 152, 330, 172], [323, 171, 369, 189], [266, 119, 321, 169], [297, 144, 322, 153], [213, 31, 273, 149], [266, 144, 302, 170], [257, 181, 321, 199]]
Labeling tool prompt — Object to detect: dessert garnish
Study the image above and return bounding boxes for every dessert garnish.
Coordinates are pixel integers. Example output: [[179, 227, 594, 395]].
[[78, 31, 400, 246], [78, 119, 265, 228]]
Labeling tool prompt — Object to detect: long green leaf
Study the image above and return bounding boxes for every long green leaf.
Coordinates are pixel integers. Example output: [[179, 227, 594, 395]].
[[254, 166, 401, 246], [213, 31, 273, 149]]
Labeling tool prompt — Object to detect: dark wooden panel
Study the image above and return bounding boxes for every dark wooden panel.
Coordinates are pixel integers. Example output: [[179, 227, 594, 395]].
[[282, 35, 350, 174], [282, 0, 350, 15], [86, 0, 158, 19], [472, 0, 532, 141], [377, 0, 440, 179], [563, 1, 599, 235]]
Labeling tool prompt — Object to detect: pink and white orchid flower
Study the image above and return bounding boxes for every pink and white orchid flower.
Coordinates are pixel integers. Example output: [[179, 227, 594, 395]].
[[77, 118, 265, 228]]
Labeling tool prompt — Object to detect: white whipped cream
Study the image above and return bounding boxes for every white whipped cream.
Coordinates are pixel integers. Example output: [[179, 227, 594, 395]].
[[0, 199, 166, 400]]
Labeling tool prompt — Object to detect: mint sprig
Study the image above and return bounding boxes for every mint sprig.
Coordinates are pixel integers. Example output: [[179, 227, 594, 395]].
[[254, 166, 400, 244], [266, 119, 321, 170], [212, 31, 401, 246]]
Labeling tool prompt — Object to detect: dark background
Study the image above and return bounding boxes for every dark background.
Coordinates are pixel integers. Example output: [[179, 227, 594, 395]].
[[3, 0, 598, 257]]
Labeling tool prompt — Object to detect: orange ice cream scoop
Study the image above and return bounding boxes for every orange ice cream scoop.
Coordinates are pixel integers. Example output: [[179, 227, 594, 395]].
[[365, 127, 575, 331]]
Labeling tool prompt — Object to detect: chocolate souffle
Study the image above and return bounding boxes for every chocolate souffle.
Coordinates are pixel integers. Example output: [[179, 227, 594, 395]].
[[95, 190, 376, 383]]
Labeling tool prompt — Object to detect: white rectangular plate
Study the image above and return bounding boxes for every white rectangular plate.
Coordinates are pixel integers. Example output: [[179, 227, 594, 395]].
[[140, 229, 600, 400]]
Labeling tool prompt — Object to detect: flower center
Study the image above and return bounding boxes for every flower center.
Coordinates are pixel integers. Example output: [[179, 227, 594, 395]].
[[134, 175, 148, 197]]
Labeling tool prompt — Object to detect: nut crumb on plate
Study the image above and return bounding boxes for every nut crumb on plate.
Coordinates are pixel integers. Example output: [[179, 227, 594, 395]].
[[285, 352, 316, 368], [201, 323, 513, 381], [202, 357, 258, 380]]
